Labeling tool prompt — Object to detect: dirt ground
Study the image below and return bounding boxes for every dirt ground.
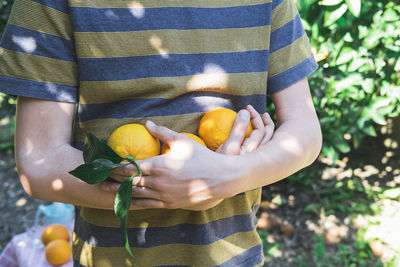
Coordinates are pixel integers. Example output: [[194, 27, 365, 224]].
[[0, 124, 399, 266]]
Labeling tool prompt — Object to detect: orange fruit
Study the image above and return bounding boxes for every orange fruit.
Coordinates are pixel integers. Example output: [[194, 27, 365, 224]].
[[198, 108, 252, 151], [41, 224, 70, 246], [108, 124, 160, 160], [45, 239, 72, 266], [161, 132, 206, 154]]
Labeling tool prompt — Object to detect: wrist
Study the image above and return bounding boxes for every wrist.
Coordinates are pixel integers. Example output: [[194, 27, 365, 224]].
[[211, 153, 251, 198]]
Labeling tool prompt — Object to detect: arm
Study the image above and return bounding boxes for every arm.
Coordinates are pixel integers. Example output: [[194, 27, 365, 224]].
[[125, 77, 321, 210], [232, 77, 322, 192], [15, 96, 119, 210]]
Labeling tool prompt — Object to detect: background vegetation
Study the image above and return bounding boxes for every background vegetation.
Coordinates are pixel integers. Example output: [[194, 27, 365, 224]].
[[0, 0, 399, 266]]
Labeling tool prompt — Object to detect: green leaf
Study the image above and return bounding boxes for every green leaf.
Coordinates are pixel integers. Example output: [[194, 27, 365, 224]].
[[395, 58, 400, 72], [69, 159, 126, 184], [335, 140, 351, 153], [115, 175, 135, 257], [363, 29, 383, 49], [345, 0, 360, 17], [304, 203, 321, 214], [382, 8, 399, 22], [348, 57, 366, 72], [361, 78, 374, 94], [319, 0, 343, 6], [362, 125, 377, 137], [322, 145, 339, 163], [381, 188, 400, 200], [83, 132, 123, 164], [324, 4, 348, 26], [336, 47, 355, 65]]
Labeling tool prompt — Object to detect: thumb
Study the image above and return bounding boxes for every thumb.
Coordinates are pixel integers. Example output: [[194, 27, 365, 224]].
[[145, 120, 179, 146]]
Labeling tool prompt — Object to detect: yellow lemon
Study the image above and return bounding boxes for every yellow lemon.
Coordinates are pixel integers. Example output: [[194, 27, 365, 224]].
[[161, 133, 206, 154], [108, 124, 160, 160], [198, 108, 252, 151]]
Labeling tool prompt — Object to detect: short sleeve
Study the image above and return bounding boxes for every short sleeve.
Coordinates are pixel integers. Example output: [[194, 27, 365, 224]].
[[267, 0, 318, 94], [0, 0, 78, 103]]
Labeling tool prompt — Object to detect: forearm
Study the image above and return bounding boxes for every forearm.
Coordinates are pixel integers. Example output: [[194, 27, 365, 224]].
[[16, 143, 117, 210], [238, 112, 321, 192]]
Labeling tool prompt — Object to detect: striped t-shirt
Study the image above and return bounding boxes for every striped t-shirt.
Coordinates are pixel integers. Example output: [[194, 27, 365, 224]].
[[0, 0, 317, 266]]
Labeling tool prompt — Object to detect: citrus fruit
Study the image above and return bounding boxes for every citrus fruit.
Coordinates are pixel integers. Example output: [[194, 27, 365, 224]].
[[161, 132, 206, 154], [198, 108, 253, 151], [45, 239, 72, 266], [41, 224, 70, 246], [108, 124, 160, 160]]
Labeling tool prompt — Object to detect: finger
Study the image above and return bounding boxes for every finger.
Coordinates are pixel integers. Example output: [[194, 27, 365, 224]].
[[240, 106, 267, 153], [217, 109, 250, 155], [111, 163, 139, 177], [260, 113, 275, 145], [99, 179, 121, 193], [131, 175, 163, 192], [246, 105, 264, 130], [136, 157, 158, 176], [132, 198, 166, 209], [132, 186, 161, 200], [240, 129, 265, 154], [145, 120, 179, 147], [108, 173, 128, 183]]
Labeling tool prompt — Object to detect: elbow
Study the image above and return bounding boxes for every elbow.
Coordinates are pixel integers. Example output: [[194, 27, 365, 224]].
[[15, 151, 48, 200], [18, 172, 36, 198], [16, 162, 41, 199], [304, 123, 323, 167]]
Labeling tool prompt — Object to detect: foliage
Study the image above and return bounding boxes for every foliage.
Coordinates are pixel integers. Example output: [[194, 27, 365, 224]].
[[296, 0, 400, 162], [309, 235, 379, 267], [0, 0, 16, 153], [69, 132, 142, 258], [0, 0, 14, 36]]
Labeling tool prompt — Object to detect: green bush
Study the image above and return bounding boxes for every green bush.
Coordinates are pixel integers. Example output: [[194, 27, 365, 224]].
[[298, 0, 400, 162], [0, 0, 14, 35]]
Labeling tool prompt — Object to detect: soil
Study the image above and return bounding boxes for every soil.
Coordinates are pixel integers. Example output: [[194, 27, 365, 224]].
[[0, 123, 399, 266]]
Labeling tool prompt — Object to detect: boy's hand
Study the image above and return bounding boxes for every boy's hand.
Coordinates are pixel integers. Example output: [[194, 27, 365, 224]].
[[217, 105, 274, 155], [101, 105, 275, 211]]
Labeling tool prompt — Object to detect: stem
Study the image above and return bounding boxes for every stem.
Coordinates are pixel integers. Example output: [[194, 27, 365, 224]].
[[125, 156, 142, 177]]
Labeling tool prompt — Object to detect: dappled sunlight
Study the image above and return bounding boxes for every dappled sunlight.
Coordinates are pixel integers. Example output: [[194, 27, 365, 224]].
[[149, 35, 169, 59], [125, 257, 133, 266], [11, 35, 37, 53], [15, 197, 27, 207], [192, 95, 231, 112], [45, 83, 57, 95], [128, 2, 145, 19], [51, 178, 64, 191], [87, 44, 105, 58], [19, 174, 33, 196], [361, 199, 400, 262], [24, 138, 34, 155], [164, 140, 194, 170], [32, 157, 45, 165], [78, 238, 94, 267], [187, 63, 229, 92], [383, 137, 398, 149], [277, 136, 303, 158], [104, 10, 119, 20], [96, 259, 113, 267]]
